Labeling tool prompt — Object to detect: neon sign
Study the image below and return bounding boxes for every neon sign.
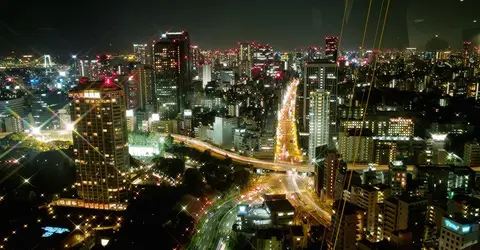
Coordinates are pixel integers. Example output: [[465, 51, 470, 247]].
[[445, 219, 460, 231], [462, 226, 471, 233], [84, 92, 100, 99]]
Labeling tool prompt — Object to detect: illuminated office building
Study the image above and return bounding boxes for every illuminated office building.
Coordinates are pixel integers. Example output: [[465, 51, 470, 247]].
[[323, 152, 345, 200], [383, 196, 427, 246], [133, 44, 147, 64], [439, 216, 479, 250], [238, 42, 253, 77], [388, 161, 407, 196], [132, 64, 154, 111], [464, 141, 480, 167], [330, 200, 365, 250], [341, 117, 414, 138], [153, 31, 191, 119], [69, 78, 130, 209], [191, 45, 201, 69], [448, 195, 480, 219], [338, 129, 374, 163], [201, 64, 212, 89], [349, 184, 390, 242], [0, 97, 26, 133], [325, 36, 339, 61], [252, 44, 274, 71], [308, 90, 330, 163], [302, 60, 338, 146]]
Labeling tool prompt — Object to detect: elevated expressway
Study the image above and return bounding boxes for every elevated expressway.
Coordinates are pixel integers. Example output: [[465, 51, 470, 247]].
[[168, 134, 428, 173]]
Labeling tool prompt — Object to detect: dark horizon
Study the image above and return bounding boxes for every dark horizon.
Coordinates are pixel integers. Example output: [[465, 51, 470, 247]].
[[1, 0, 479, 55]]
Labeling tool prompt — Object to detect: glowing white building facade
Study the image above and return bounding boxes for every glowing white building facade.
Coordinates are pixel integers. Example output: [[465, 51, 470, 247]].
[[308, 90, 330, 162]]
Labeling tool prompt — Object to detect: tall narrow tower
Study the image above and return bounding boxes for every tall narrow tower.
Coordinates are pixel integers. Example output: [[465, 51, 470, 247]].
[[69, 78, 130, 209], [133, 44, 148, 64], [153, 31, 191, 119], [309, 90, 330, 163]]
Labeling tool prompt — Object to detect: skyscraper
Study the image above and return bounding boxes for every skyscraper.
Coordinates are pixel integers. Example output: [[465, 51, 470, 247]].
[[325, 36, 339, 61], [133, 44, 147, 64], [201, 64, 212, 89], [323, 152, 344, 200], [133, 64, 154, 111], [308, 90, 330, 163], [191, 45, 201, 70], [69, 78, 129, 209], [302, 60, 338, 146], [238, 42, 253, 77], [153, 31, 191, 119]]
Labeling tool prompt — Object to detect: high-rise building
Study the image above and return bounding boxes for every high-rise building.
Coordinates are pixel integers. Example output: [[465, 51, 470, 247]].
[[238, 42, 253, 77], [463, 41, 472, 66], [118, 75, 139, 110], [302, 60, 338, 146], [323, 152, 344, 200], [447, 195, 480, 219], [153, 31, 191, 119], [349, 184, 390, 242], [325, 36, 339, 61], [213, 116, 237, 149], [338, 129, 374, 163], [69, 79, 130, 209], [133, 44, 147, 64], [132, 64, 154, 111], [341, 116, 414, 138], [201, 65, 212, 89], [383, 195, 427, 244], [464, 141, 480, 167], [387, 161, 407, 196], [330, 200, 365, 250], [0, 96, 25, 133], [252, 44, 274, 73], [439, 216, 479, 250], [414, 165, 474, 199], [308, 90, 330, 163], [191, 45, 201, 69]]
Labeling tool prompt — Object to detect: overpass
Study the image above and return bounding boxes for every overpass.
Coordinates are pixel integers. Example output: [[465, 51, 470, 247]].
[[169, 134, 312, 172], [9, 130, 479, 173], [168, 134, 480, 173], [168, 134, 413, 172]]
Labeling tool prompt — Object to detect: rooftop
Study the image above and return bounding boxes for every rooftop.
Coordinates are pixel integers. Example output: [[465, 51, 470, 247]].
[[305, 59, 336, 65], [415, 165, 473, 173], [256, 228, 284, 240], [264, 199, 294, 213], [358, 239, 398, 250], [357, 183, 390, 192], [332, 200, 365, 215], [444, 213, 480, 225], [263, 194, 287, 201], [386, 195, 427, 205], [346, 128, 374, 137], [451, 194, 480, 207], [70, 80, 123, 92]]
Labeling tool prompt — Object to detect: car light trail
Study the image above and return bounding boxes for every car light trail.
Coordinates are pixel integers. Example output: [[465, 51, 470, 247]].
[[275, 78, 302, 163]]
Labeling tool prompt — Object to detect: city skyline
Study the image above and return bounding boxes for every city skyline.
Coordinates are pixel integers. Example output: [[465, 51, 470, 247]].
[[3, 1, 480, 248]]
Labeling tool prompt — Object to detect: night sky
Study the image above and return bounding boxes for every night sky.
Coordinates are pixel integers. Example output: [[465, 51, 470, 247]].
[[1, 0, 479, 56]]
